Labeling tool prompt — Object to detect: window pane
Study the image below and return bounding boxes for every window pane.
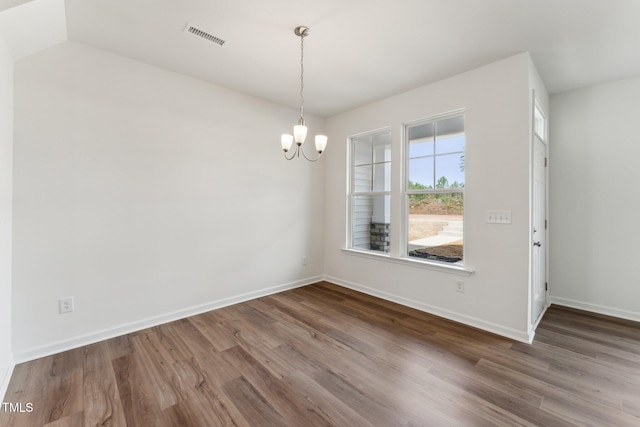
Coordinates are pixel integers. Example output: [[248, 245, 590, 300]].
[[372, 132, 392, 163], [534, 105, 545, 140], [352, 195, 390, 253], [435, 153, 465, 188], [436, 116, 464, 138], [373, 162, 391, 192], [409, 122, 434, 141], [409, 139, 434, 159], [352, 195, 373, 250], [435, 134, 465, 155], [353, 165, 372, 192], [409, 157, 434, 189], [407, 193, 463, 263], [353, 137, 372, 166]]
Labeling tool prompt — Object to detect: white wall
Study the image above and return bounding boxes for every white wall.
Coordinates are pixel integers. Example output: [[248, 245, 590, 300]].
[[549, 76, 640, 321], [12, 41, 325, 360], [0, 31, 14, 399], [324, 53, 535, 342]]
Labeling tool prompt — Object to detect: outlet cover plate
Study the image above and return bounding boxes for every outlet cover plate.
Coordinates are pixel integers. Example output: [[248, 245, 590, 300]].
[[59, 297, 74, 314]]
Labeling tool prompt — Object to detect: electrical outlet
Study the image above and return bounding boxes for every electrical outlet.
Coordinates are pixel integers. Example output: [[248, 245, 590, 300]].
[[59, 297, 74, 314], [302, 256, 308, 266], [456, 280, 465, 293]]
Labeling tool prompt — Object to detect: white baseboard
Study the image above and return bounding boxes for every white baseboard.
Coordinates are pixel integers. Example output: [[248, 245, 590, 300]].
[[323, 275, 532, 343], [528, 301, 551, 341], [13, 276, 322, 364], [550, 296, 640, 323], [1, 360, 15, 401]]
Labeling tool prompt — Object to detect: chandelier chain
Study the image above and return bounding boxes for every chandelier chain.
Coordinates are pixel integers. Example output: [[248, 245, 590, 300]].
[[299, 33, 305, 122]]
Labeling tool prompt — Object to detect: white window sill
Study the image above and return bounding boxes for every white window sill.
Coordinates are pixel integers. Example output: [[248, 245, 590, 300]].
[[341, 248, 474, 277]]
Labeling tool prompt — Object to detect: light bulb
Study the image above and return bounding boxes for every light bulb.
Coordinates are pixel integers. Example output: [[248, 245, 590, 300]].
[[315, 135, 328, 153], [294, 125, 307, 145], [281, 134, 294, 152]]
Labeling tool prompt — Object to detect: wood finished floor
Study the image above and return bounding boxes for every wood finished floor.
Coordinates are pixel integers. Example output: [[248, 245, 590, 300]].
[[1, 281, 639, 426]]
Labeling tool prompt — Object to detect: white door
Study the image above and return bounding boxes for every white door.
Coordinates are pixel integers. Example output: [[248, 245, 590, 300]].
[[532, 135, 547, 324]]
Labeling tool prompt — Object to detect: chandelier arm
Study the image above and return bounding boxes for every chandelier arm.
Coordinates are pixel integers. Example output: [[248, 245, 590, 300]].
[[299, 143, 321, 162], [284, 147, 298, 161]]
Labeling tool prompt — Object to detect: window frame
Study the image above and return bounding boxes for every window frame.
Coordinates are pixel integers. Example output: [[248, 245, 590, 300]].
[[403, 111, 466, 265]]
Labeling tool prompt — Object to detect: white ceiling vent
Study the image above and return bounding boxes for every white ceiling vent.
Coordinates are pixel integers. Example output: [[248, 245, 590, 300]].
[[184, 23, 227, 47]]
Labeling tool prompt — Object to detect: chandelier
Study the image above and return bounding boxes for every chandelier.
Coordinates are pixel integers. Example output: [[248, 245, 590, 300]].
[[280, 26, 327, 161]]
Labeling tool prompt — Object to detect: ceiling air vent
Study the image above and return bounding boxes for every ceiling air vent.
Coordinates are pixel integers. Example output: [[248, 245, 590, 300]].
[[184, 23, 227, 47]]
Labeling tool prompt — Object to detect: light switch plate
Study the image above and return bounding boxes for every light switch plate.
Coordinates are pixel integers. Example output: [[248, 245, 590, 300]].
[[486, 210, 512, 224]]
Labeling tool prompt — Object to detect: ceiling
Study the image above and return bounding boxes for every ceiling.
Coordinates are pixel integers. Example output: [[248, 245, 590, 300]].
[[2, 0, 640, 117]]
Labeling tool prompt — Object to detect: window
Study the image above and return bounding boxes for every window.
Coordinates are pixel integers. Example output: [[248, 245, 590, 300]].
[[349, 129, 392, 253], [345, 113, 468, 271], [534, 102, 545, 141], [406, 114, 465, 264]]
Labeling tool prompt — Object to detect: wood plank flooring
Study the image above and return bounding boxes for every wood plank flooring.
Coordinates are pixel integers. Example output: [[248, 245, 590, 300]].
[[1, 281, 639, 426]]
